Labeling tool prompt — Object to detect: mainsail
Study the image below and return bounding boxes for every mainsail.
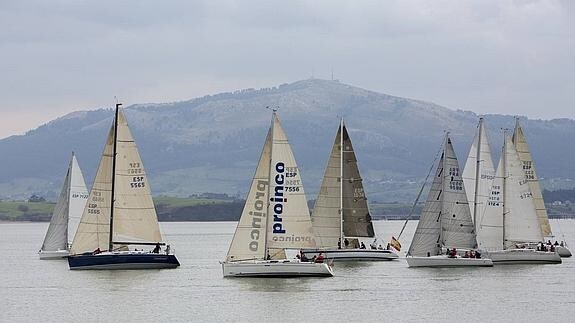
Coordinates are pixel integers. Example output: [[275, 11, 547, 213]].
[[462, 118, 495, 226], [41, 153, 88, 252], [512, 119, 552, 237], [70, 108, 163, 255], [408, 135, 477, 256], [312, 120, 375, 248], [226, 112, 316, 261]]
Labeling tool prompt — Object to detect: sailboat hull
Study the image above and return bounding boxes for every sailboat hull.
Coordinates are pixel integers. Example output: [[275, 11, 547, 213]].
[[406, 255, 493, 267], [68, 251, 180, 270], [487, 249, 562, 264], [39, 249, 69, 260], [300, 248, 398, 261], [221, 260, 334, 277], [557, 246, 572, 257]]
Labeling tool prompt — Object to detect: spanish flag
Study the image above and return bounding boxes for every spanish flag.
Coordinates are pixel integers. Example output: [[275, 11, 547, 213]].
[[390, 236, 401, 251]]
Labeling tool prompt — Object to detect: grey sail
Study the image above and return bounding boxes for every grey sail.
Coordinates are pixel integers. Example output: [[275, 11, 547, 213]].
[[407, 150, 444, 257], [311, 121, 374, 248], [408, 135, 477, 256], [41, 161, 72, 251], [440, 137, 477, 250], [341, 124, 374, 238]]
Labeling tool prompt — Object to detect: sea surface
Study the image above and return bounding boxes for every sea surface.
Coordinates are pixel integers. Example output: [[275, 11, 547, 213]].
[[1, 220, 574, 323]]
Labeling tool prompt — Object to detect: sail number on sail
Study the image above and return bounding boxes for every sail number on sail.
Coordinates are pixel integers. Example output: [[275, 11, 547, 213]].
[[129, 162, 145, 188]]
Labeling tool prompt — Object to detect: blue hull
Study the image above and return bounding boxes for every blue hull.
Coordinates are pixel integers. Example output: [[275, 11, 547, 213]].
[[68, 253, 180, 270]]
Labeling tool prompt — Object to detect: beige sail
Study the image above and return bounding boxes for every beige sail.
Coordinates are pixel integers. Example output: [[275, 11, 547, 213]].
[[311, 124, 343, 248], [512, 120, 552, 237], [111, 110, 162, 245], [225, 129, 271, 262], [70, 109, 163, 255], [70, 127, 114, 254], [266, 113, 316, 251]]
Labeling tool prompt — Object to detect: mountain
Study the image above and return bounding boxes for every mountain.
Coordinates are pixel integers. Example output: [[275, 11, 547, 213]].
[[1, 79, 574, 202]]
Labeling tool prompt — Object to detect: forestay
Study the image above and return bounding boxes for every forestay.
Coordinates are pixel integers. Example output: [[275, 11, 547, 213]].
[[41, 161, 72, 251], [311, 124, 342, 248], [512, 120, 552, 237], [226, 129, 272, 262], [462, 118, 495, 226]]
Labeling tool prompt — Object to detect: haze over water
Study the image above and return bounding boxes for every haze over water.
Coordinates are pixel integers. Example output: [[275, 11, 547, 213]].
[[2, 220, 574, 322]]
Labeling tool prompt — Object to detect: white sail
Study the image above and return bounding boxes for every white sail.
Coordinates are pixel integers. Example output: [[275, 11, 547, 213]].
[[41, 159, 73, 251], [226, 129, 272, 262], [512, 120, 552, 237], [310, 125, 341, 248], [477, 157, 504, 251], [440, 137, 477, 250], [266, 113, 316, 253], [462, 118, 495, 226], [112, 110, 162, 245], [408, 148, 444, 257], [71, 109, 162, 255], [67, 154, 89, 243], [502, 135, 543, 248]]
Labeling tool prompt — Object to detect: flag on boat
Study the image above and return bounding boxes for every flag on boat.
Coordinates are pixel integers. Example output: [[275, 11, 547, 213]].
[[390, 236, 401, 251]]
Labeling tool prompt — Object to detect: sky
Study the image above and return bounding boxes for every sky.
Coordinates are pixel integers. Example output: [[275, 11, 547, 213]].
[[0, 0, 574, 138]]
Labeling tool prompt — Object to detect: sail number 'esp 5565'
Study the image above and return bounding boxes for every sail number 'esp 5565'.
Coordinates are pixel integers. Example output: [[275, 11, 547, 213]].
[[128, 162, 145, 188]]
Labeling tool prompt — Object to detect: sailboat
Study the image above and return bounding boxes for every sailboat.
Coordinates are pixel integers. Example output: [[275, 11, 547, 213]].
[[481, 132, 561, 264], [221, 110, 334, 277], [512, 119, 571, 257], [301, 119, 398, 261], [67, 104, 180, 270], [406, 133, 493, 267], [38, 153, 88, 259]]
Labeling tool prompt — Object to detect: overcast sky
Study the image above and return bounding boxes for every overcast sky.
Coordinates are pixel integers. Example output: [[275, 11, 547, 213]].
[[0, 0, 573, 138]]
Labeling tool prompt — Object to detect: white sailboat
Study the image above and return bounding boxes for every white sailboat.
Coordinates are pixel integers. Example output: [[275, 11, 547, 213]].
[[38, 153, 88, 259], [68, 104, 180, 270], [406, 134, 493, 267], [512, 119, 571, 257], [221, 111, 334, 277], [482, 133, 561, 264], [301, 119, 398, 261]]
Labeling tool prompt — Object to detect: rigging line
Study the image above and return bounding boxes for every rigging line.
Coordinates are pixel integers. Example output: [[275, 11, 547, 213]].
[[396, 141, 444, 240]]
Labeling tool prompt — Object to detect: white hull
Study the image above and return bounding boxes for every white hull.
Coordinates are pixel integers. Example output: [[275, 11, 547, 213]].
[[221, 260, 334, 277], [487, 249, 562, 264], [301, 248, 398, 261], [38, 249, 69, 260], [406, 255, 493, 267]]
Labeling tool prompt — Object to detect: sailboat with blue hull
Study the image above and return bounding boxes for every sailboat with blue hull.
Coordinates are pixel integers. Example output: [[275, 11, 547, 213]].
[[68, 104, 179, 270]]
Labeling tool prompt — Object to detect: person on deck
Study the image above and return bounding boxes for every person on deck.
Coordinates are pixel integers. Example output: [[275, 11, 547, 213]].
[[344, 238, 350, 249], [360, 242, 366, 249], [370, 239, 377, 250], [338, 238, 342, 249], [554, 241, 559, 246], [153, 243, 161, 254], [315, 252, 325, 263]]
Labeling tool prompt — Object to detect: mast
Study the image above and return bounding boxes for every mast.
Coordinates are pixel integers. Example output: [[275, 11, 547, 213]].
[[64, 151, 74, 247], [339, 118, 344, 244], [501, 130, 508, 250], [472, 118, 483, 229], [108, 103, 121, 252], [439, 132, 448, 249], [263, 109, 276, 259]]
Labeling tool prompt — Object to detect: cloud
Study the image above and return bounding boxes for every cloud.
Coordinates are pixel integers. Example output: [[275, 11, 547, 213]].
[[0, 0, 573, 138]]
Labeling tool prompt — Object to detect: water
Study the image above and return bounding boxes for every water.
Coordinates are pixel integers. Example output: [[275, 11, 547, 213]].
[[1, 220, 574, 322]]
